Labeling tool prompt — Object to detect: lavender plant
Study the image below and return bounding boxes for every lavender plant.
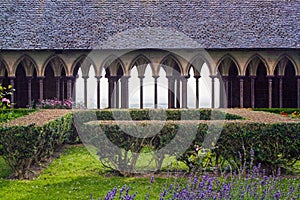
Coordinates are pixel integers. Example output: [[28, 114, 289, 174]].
[[37, 98, 72, 109]]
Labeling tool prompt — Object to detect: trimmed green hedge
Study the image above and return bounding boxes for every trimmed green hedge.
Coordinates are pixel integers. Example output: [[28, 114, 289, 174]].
[[93, 109, 243, 120], [253, 108, 300, 114], [0, 109, 36, 123], [0, 113, 73, 179], [80, 120, 300, 175]]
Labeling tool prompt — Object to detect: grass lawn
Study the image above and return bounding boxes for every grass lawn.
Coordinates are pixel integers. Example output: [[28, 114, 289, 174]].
[[0, 146, 179, 200], [0, 145, 299, 200]]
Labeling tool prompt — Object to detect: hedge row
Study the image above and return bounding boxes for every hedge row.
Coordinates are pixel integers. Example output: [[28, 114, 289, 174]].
[[91, 109, 243, 121], [253, 108, 300, 114], [0, 113, 73, 179], [78, 120, 300, 175]]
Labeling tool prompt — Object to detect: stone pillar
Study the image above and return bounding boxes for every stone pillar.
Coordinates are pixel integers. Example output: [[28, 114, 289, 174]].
[[82, 76, 88, 108], [176, 78, 180, 108], [108, 77, 113, 108], [278, 75, 283, 108], [267, 76, 274, 108], [153, 76, 159, 109], [121, 76, 129, 108], [9, 77, 15, 108], [38, 77, 44, 100], [27, 77, 32, 108], [116, 78, 120, 108], [239, 76, 245, 108], [139, 76, 144, 109], [61, 77, 65, 100], [250, 76, 256, 108], [210, 75, 216, 108], [222, 76, 229, 108], [297, 76, 300, 108], [95, 76, 101, 109], [56, 76, 60, 100], [181, 76, 188, 109], [167, 76, 175, 109], [72, 75, 78, 103], [194, 75, 200, 108], [66, 76, 72, 100]]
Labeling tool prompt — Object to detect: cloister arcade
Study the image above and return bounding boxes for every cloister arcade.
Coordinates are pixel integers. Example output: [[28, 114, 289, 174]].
[[0, 49, 299, 109]]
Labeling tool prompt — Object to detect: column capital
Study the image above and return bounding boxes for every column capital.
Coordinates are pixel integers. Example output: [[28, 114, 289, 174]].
[[194, 75, 201, 79], [138, 75, 145, 79], [277, 75, 284, 79], [237, 75, 246, 79], [209, 75, 217, 79], [82, 75, 89, 79], [37, 76, 45, 79], [152, 75, 159, 79], [8, 76, 16, 79], [95, 75, 102, 80], [249, 75, 257, 79], [26, 76, 33, 80], [295, 75, 300, 79], [266, 75, 275, 79]]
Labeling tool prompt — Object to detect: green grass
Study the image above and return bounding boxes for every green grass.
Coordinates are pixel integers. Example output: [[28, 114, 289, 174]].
[[0, 109, 36, 123], [0, 146, 299, 200], [0, 146, 177, 200]]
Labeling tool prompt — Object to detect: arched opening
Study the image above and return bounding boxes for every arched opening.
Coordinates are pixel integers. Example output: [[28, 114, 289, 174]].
[[15, 64, 28, 108], [217, 57, 239, 108], [245, 57, 269, 108], [273, 58, 297, 108], [103, 58, 124, 108], [44, 64, 56, 99], [160, 55, 182, 108], [73, 57, 97, 108], [0, 61, 9, 87]]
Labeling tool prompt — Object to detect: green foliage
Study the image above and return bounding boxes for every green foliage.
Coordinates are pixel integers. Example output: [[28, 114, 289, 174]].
[[84, 121, 300, 174], [0, 84, 13, 109], [0, 113, 73, 179], [93, 109, 244, 121], [253, 108, 300, 114], [0, 109, 36, 123]]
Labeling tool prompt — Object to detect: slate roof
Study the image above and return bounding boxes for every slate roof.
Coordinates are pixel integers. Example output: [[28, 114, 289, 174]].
[[0, 0, 299, 50]]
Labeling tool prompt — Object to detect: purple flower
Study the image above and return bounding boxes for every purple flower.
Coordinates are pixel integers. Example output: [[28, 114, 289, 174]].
[[2, 98, 10, 103]]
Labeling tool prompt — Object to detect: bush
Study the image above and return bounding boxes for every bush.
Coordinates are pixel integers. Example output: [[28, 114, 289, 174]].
[[0, 113, 73, 179], [0, 109, 36, 124], [81, 120, 300, 175]]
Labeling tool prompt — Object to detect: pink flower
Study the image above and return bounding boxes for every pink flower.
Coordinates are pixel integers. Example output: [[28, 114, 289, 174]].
[[2, 98, 10, 104]]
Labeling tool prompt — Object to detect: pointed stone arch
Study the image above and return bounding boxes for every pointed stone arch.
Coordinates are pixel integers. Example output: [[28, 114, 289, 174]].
[[128, 54, 154, 77], [100, 55, 125, 76], [13, 54, 39, 77], [0, 57, 9, 76], [71, 55, 97, 77], [245, 54, 270, 76], [273, 54, 298, 76], [160, 54, 183, 77], [42, 55, 68, 77], [216, 54, 241, 76]]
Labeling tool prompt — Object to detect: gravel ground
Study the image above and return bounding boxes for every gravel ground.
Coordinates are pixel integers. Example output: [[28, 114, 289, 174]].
[[221, 108, 300, 124], [4, 109, 72, 127]]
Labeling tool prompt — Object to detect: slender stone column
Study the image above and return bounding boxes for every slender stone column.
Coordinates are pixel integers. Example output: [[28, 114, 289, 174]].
[[9, 77, 15, 108], [72, 75, 78, 103], [167, 76, 175, 108], [121, 76, 129, 108], [108, 77, 114, 108], [222, 76, 229, 108], [82, 76, 88, 108], [297, 76, 300, 108], [56, 77, 60, 100], [138, 76, 144, 109], [175, 78, 180, 108], [194, 75, 200, 108], [210, 75, 216, 108], [153, 76, 159, 108], [61, 77, 65, 100], [239, 76, 245, 108], [181, 76, 188, 108], [267, 76, 274, 108], [250, 76, 256, 108], [27, 77, 32, 108], [95, 76, 102, 109], [278, 76, 283, 108], [66, 76, 72, 100], [116, 78, 120, 108], [38, 77, 44, 100]]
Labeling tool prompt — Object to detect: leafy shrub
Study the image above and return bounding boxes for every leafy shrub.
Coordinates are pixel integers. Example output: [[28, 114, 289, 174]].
[[0, 109, 36, 123], [82, 120, 300, 175], [0, 84, 14, 109], [0, 113, 73, 179]]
